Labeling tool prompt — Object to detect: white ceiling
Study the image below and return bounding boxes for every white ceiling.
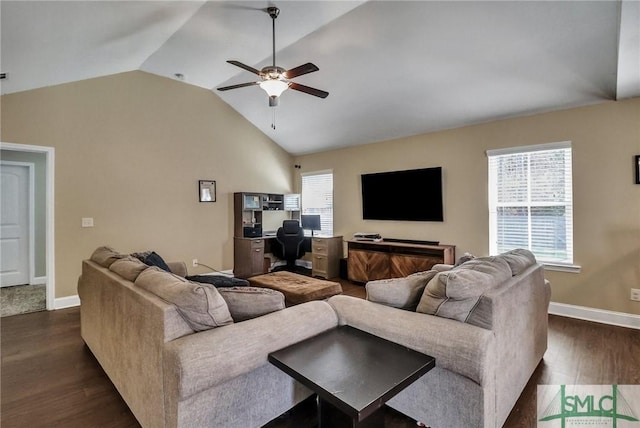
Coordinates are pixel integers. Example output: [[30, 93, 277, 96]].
[[2, 1, 639, 155]]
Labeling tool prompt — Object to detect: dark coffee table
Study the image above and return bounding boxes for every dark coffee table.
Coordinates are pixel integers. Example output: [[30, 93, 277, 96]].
[[268, 325, 435, 428]]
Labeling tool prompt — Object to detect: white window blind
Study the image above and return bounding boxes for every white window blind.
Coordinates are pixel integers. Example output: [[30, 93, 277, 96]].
[[488, 142, 573, 264], [301, 171, 333, 236]]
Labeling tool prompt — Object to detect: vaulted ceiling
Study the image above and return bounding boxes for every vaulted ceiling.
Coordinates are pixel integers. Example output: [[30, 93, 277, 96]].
[[2, 1, 639, 155]]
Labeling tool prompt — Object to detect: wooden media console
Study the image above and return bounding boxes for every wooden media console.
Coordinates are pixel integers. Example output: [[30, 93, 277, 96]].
[[347, 240, 455, 283]]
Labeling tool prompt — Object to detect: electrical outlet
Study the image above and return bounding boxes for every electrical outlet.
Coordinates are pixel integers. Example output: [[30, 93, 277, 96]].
[[192, 259, 198, 267], [81, 217, 94, 228], [631, 288, 640, 302]]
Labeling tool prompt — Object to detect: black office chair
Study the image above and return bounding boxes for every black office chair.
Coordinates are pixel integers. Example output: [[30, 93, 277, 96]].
[[272, 220, 306, 272]]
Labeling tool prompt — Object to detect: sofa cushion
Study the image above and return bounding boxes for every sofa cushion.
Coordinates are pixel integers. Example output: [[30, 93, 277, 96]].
[[416, 257, 511, 322], [217, 287, 285, 321], [135, 267, 233, 331], [496, 248, 536, 275], [109, 257, 149, 282], [366, 270, 437, 310], [90, 246, 126, 268]]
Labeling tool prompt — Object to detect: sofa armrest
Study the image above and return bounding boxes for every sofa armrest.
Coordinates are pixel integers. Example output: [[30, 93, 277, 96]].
[[163, 300, 338, 401], [327, 295, 494, 386], [167, 261, 187, 277]]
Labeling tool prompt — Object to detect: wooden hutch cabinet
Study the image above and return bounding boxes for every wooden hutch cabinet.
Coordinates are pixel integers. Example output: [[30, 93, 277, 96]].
[[347, 240, 455, 283], [233, 192, 301, 278]]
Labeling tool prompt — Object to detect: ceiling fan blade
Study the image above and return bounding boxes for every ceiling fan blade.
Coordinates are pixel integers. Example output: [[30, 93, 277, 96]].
[[289, 82, 329, 99], [217, 82, 259, 91], [227, 60, 261, 76], [284, 63, 319, 79]]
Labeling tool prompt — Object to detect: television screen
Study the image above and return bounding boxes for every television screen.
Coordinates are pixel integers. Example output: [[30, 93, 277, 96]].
[[301, 214, 322, 231], [361, 167, 443, 221]]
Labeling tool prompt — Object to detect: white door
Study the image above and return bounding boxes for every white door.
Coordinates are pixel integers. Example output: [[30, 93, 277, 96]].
[[0, 164, 30, 287]]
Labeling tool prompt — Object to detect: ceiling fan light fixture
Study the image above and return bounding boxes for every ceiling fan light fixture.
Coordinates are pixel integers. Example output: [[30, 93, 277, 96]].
[[259, 79, 289, 98], [218, 6, 328, 110]]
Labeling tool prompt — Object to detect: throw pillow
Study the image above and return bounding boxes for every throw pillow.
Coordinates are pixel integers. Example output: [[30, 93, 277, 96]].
[[496, 248, 536, 276], [142, 251, 172, 273], [135, 267, 233, 331], [130, 250, 152, 263], [416, 257, 511, 322], [217, 287, 285, 322], [109, 257, 149, 282], [90, 246, 126, 268], [454, 252, 476, 267], [366, 270, 437, 311]]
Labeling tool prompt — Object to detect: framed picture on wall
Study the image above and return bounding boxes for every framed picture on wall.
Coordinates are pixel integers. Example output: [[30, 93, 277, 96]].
[[636, 156, 640, 185], [199, 180, 216, 202]]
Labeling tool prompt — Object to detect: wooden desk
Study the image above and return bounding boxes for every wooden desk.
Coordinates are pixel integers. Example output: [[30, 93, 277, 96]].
[[233, 235, 344, 279]]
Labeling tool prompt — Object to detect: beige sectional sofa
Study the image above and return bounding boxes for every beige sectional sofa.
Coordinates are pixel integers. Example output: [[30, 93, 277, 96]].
[[79, 246, 549, 428], [78, 247, 339, 428], [327, 249, 551, 428]]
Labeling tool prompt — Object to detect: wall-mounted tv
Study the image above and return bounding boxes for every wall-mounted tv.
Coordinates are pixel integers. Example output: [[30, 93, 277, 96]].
[[361, 167, 443, 222]]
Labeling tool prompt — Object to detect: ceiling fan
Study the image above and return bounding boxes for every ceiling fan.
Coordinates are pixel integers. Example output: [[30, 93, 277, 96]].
[[217, 6, 328, 107]]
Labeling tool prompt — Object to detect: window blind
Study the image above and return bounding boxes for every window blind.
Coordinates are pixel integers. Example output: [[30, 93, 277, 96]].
[[488, 142, 573, 264], [301, 171, 333, 236]]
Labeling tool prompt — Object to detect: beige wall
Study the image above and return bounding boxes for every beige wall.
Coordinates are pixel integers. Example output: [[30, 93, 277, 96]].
[[294, 98, 640, 315], [1, 71, 293, 298]]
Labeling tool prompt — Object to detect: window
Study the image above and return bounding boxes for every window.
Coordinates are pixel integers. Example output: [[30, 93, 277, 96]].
[[488, 142, 573, 265], [301, 171, 333, 236]]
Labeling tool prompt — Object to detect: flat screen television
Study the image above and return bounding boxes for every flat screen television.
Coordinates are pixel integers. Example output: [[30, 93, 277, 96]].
[[361, 167, 443, 222], [301, 214, 322, 235]]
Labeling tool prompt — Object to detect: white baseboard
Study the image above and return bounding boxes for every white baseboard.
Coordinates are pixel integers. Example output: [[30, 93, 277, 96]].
[[32, 276, 47, 285], [54, 295, 80, 310], [549, 302, 640, 330]]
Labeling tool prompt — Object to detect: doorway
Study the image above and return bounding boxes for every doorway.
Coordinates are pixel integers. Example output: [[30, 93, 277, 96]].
[[0, 143, 55, 313], [0, 161, 44, 316], [1, 162, 33, 287]]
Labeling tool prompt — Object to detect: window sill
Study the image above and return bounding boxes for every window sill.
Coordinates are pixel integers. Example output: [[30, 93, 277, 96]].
[[543, 263, 581, 273]]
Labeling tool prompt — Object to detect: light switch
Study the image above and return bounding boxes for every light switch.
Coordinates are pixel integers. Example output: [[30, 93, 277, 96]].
[[82, 217, 94, 228]]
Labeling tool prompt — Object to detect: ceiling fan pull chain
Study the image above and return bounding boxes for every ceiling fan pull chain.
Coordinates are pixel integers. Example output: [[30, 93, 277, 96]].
[[271, 109, 276, 130]]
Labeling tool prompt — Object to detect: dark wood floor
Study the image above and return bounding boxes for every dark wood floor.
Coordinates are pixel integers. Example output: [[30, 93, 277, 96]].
[[2, 280, 639, 428]]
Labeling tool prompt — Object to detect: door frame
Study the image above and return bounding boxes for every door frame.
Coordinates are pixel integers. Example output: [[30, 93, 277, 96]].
[[0, 160, 35, 287], [0, 142, 55, 310]]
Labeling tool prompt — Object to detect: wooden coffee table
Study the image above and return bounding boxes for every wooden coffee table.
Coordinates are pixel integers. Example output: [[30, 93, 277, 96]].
[[268, 325, 435, 428]]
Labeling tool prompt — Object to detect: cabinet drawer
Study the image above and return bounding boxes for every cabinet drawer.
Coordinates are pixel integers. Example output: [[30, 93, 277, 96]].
[[251, 239, 264, 249], [313, 255, 328, 272], [312, 239, 329, 255]]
